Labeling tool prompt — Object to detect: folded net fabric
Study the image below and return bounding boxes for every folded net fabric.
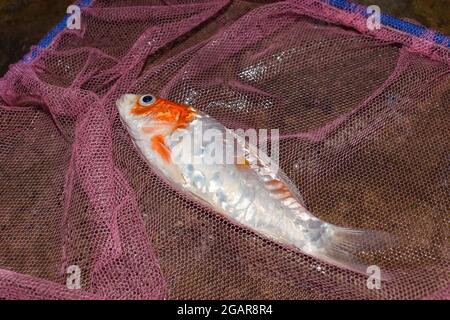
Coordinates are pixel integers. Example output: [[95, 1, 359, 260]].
[[0, 0, 449, 299]]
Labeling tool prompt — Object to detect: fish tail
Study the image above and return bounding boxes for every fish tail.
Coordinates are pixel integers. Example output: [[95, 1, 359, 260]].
[[314, 225, 396, 280]]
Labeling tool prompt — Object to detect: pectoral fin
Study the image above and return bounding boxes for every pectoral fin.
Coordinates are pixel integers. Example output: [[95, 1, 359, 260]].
[[151, 135, 185, 184], [151, 135, 171, 163]]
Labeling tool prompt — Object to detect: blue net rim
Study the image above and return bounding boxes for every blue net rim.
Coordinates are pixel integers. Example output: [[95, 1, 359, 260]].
[[328, 0, 450, 47], [22, 0, 93, 63]]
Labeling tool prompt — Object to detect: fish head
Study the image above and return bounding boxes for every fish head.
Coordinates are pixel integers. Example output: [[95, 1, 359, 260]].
[[116, 94, 196, 128], [116, 93, 194, 184]]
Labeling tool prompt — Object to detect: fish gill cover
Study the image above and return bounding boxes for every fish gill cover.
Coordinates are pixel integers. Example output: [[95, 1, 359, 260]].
[[0, 0, 449, 299]]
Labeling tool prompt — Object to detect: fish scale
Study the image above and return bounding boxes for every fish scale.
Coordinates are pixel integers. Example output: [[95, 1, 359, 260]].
[[117, 94, 394, 277]]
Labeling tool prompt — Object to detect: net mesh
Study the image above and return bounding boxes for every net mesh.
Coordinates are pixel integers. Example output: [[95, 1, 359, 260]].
[[0, 0, 449, 300]]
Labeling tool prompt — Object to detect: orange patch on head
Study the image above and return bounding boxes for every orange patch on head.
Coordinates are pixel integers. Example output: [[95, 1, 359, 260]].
[[132, 96, 196, 163], [131, 96, 196, 131]]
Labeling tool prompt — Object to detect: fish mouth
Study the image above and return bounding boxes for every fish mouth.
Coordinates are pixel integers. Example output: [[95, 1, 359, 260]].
[[116, 94, 139, 120], [116, 94, 138, 110]]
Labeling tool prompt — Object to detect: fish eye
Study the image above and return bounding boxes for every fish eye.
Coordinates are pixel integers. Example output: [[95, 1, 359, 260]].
[[139, 94, 156, 107]]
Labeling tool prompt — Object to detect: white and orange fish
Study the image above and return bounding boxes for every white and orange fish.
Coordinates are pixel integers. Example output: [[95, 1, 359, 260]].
[[116, 94, 392, 276]]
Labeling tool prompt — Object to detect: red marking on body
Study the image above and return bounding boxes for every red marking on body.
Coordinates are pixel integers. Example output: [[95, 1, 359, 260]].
[[235, 156, 250, 170], [265, 179, 291, 199], [141, 127, 156, 134]]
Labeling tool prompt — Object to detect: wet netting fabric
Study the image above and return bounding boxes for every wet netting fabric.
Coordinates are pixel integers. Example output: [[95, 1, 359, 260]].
[[0, 0, 449, 300]]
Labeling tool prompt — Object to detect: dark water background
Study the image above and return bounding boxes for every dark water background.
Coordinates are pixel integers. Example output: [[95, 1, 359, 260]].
[[0, 0, 449, 76]]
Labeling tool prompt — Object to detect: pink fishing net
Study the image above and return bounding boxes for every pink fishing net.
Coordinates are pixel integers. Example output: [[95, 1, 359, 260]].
[[0, 0, 449, 300]]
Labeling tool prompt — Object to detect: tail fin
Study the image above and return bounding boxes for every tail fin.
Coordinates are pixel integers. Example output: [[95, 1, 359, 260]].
[[314, 226, 396, 280]]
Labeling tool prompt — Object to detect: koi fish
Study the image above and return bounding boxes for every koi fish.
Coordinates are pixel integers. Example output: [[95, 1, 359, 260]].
[[116, 94, 392, 277]]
